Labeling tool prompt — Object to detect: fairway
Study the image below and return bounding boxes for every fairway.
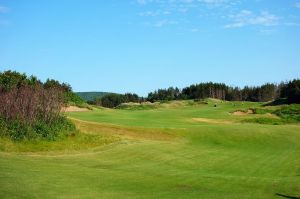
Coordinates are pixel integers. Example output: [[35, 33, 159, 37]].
[[1, 101, 300, 198]]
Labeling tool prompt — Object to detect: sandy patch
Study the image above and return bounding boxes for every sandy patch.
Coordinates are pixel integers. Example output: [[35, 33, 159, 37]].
[[232, 109, 254, 116], [232, 109, 279, 119], [62, 106, 90, 112], [232, 111, 247, 116], [264, 113, 280, 119], [192, 118, 233, 124]]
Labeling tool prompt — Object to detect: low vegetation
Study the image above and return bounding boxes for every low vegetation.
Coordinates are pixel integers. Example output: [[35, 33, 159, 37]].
[[242, 104, 300, 125], [0, 71, 82, 141]]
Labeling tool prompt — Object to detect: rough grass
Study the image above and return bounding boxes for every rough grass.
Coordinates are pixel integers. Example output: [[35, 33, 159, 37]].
[[1, 100, 300, 198], [116, 102, 159, 110], [0, 132, 118, 153], [245, 104, 300, 124]]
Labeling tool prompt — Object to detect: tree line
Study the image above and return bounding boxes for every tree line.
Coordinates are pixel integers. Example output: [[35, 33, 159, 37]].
[[147, 80, 300, 104], [90, 93, 140, 108], [89, 79, 300, 108]]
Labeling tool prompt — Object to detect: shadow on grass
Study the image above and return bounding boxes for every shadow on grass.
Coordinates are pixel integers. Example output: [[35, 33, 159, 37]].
[[276, 193, 300, 199]]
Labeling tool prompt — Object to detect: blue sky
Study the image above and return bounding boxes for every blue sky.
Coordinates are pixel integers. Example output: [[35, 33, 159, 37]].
[[0, 0, 299, 96]]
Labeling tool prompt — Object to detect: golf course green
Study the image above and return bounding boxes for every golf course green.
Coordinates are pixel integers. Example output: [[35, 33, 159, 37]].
[[1, 100, 300, 198]]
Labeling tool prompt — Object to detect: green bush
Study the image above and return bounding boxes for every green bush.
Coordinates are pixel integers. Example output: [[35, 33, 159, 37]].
[[274, 105, 300, 122], [0, 116, 76, 141]]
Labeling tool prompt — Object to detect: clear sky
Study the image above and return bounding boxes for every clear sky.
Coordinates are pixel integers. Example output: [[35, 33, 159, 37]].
[[0, 0, 300, 96]]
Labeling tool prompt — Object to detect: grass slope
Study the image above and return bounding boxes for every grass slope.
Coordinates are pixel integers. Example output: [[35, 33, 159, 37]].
[[1, 100, 300, 198]]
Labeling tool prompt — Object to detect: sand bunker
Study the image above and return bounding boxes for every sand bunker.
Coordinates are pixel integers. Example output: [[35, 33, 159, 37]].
[[232, 109, 254, 116], [192, 118, 233, 124], [232, 109, 279, 119], [263, 113, 280, 119], [62, 106, 90, 112]]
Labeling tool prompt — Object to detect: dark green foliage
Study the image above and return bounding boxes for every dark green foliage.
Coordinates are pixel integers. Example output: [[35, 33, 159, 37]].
[[245, 79, 300, 104], [124, 93, 139, 103], [76, 92, 113, 102], [147, 82, 279, 103], [0, 70, 42, 91], [44, 79, 72, 92], [277, 79, 300, 104], [148, 87, 181, 102], [98, 94, 126, 108], [146, 80, 300, 104], [236, 83, 277, 102], [0, 71, 84, 106], [82, 79, 299, 108], [94, 93, 141, 108], [263, 98, 288, 106], [283, 79, 300, 104], [259, 83, 277, 102], [44, 78, 85, 105], [182, 83, 227, 100]]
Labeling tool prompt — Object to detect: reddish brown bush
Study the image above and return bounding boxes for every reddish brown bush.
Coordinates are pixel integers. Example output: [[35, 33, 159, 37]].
[[0, 84, 65, 126]]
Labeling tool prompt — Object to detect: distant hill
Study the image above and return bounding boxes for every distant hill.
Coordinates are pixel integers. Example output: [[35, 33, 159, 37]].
[[76, 92, 114, 102]]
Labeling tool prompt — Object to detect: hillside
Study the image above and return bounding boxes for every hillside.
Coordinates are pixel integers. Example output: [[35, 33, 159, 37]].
[[76, 92, 114, 102]]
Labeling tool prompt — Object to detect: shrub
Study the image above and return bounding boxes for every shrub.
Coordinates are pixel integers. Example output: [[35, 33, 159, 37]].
[[0, 70, 77, 141], [274, 105, 300, 122]]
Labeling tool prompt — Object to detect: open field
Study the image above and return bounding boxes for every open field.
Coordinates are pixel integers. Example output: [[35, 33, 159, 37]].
[[1, 100, 300, 198]]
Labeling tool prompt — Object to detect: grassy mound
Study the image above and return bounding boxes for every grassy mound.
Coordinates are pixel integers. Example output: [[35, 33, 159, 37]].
[[242, 104, 300, 124], [116, 102, 159, 110], [116, 100, 212, 110]]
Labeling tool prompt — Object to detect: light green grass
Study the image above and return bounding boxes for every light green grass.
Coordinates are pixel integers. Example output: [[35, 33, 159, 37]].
[[1, 100, 300, 198]]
